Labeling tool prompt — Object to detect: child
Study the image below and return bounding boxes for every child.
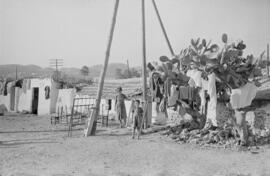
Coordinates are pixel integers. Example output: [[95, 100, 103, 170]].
[[115, 86, 128, 128], [132, 100, 144, 139]]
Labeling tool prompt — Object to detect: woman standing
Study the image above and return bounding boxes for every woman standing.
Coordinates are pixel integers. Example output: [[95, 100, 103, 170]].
[[115, 86, 128, 128]]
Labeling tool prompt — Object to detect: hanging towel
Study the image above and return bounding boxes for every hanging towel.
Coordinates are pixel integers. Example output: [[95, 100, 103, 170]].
[[230, 82, 257, 110], [168, 85, 179, 107]]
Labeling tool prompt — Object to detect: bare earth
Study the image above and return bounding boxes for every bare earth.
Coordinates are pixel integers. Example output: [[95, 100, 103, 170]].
[[1, 113, 270, 176]]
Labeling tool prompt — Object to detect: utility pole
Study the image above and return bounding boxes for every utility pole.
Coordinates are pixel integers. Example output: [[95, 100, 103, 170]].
[[126, 59, 131, 78], [85, 0, 120, 136], [141, 0, 148, 128], [267, 44, 269, 77], [49, 59, 63, 81]]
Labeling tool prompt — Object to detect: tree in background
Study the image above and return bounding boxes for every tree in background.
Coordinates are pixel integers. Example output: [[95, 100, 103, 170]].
[[115, 68, 141, 79], [80, 66, 89, 77]]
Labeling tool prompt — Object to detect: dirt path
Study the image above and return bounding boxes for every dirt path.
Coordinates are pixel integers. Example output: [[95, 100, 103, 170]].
[[1, 114, 270, 176]]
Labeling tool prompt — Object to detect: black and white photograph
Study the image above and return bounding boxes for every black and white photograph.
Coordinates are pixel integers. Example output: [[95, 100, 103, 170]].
[[0, 0, 270, 175]]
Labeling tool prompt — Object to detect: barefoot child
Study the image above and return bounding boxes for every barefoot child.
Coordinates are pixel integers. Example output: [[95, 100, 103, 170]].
[[132, 100, 143, 139]]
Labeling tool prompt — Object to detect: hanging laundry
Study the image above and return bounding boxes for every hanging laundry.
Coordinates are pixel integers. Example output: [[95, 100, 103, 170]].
[[188, 78, 196, 87], [168, 85, 179, 107], [7, 82, 15, 94], [0, 81, 4, 95], [186, 69, 202, 88], [230, 82, 257, 110], [179, 86, 197, 101], [15, 79, 23, 88], [149, 71, 163, 102], [45, 86, 50, 99], [3, 80, 9, 96], [164, 78, 172, 98], [206, 72, 218, 127]]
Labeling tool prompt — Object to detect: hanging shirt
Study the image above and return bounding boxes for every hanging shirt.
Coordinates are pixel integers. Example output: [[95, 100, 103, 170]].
[[186, 69, 202, 88], [230, 82, 257, 110]]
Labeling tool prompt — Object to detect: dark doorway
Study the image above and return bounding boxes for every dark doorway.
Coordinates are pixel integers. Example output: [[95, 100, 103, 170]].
[[10, 87, 15, 111], [32, 87, 39, 115]]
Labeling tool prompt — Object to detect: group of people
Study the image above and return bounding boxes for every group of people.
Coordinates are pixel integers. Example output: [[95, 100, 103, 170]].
[[114, 86, 144, 139]]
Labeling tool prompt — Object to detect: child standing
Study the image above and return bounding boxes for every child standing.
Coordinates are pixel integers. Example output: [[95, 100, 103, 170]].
[[132, 100, 144, 139], [115, 86, 128, 128]]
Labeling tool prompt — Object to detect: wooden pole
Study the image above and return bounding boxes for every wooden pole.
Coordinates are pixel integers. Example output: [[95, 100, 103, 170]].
[[126, 59, 131, 78], [141, 0, 147, 101], [267, 43, 269, 77], [141, 0, 148, 128], [85, 0, 120, 136], [152, 0, 175, 56]]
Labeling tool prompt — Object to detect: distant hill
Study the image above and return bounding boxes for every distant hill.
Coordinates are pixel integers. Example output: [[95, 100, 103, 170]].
[[0, 63, 129, 79]]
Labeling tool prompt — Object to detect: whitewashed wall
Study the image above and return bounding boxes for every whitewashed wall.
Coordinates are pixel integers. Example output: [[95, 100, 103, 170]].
[[0, 93, 10, 111]]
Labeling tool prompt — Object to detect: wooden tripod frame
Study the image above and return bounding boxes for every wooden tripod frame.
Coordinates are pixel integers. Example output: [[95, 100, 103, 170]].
[[85, 0, 175, 136]]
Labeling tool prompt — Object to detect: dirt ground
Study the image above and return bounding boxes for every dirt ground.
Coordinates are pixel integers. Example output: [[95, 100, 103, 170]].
[[1, 113, 270, 176]]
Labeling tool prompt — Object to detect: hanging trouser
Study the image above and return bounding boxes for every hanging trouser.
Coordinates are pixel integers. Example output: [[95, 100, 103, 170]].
[[235, 110, 248, 145]]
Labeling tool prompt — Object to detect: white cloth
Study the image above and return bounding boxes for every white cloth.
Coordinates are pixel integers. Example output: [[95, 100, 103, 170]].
[[186, 69, 202, 87], [206, 73, 217, 126], [230, 82, 257, 109], [188, 78, 196, 87], [187, 69, 208, 115]]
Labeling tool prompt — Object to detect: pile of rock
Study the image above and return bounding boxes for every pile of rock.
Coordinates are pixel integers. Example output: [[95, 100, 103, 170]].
[[161, 109, 270, 148]]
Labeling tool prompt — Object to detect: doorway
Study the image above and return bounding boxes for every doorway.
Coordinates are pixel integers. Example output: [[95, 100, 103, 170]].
[[32, 87, 39, 115]]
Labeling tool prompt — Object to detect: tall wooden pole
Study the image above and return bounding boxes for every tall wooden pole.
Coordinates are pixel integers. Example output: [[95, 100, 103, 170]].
[[141, 0, 149, 128], [267, 43, 269, 77], [85, 0, 120, 136], [141, 0, 147, 101], [152, 0, 175, 56], [126, 59, 131, 78]]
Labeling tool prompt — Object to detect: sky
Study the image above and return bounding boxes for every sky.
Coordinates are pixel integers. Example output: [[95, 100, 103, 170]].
[[0, 0, 270, 68]]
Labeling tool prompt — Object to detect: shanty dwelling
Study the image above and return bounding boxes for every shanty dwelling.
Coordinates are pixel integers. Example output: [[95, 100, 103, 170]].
[[0, 78, 61, 115]]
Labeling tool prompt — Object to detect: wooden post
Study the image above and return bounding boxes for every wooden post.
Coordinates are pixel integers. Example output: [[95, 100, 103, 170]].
[[141, 0, 149, 127], [152, 0, 175, 56], [267, 43, 269, 77], [127, 59, 131, 78], [85, 0, 120, 136]]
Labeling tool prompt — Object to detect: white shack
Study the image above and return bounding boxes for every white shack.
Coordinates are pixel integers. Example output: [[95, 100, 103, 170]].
[[0, 78, 75, 115]]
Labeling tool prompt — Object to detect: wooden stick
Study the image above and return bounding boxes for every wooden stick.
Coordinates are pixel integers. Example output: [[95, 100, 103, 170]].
[[85, 0, 120, 136], [141, 0, 147, 102], [141, 0, 149, 127], [152, 0, 175, 56]]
